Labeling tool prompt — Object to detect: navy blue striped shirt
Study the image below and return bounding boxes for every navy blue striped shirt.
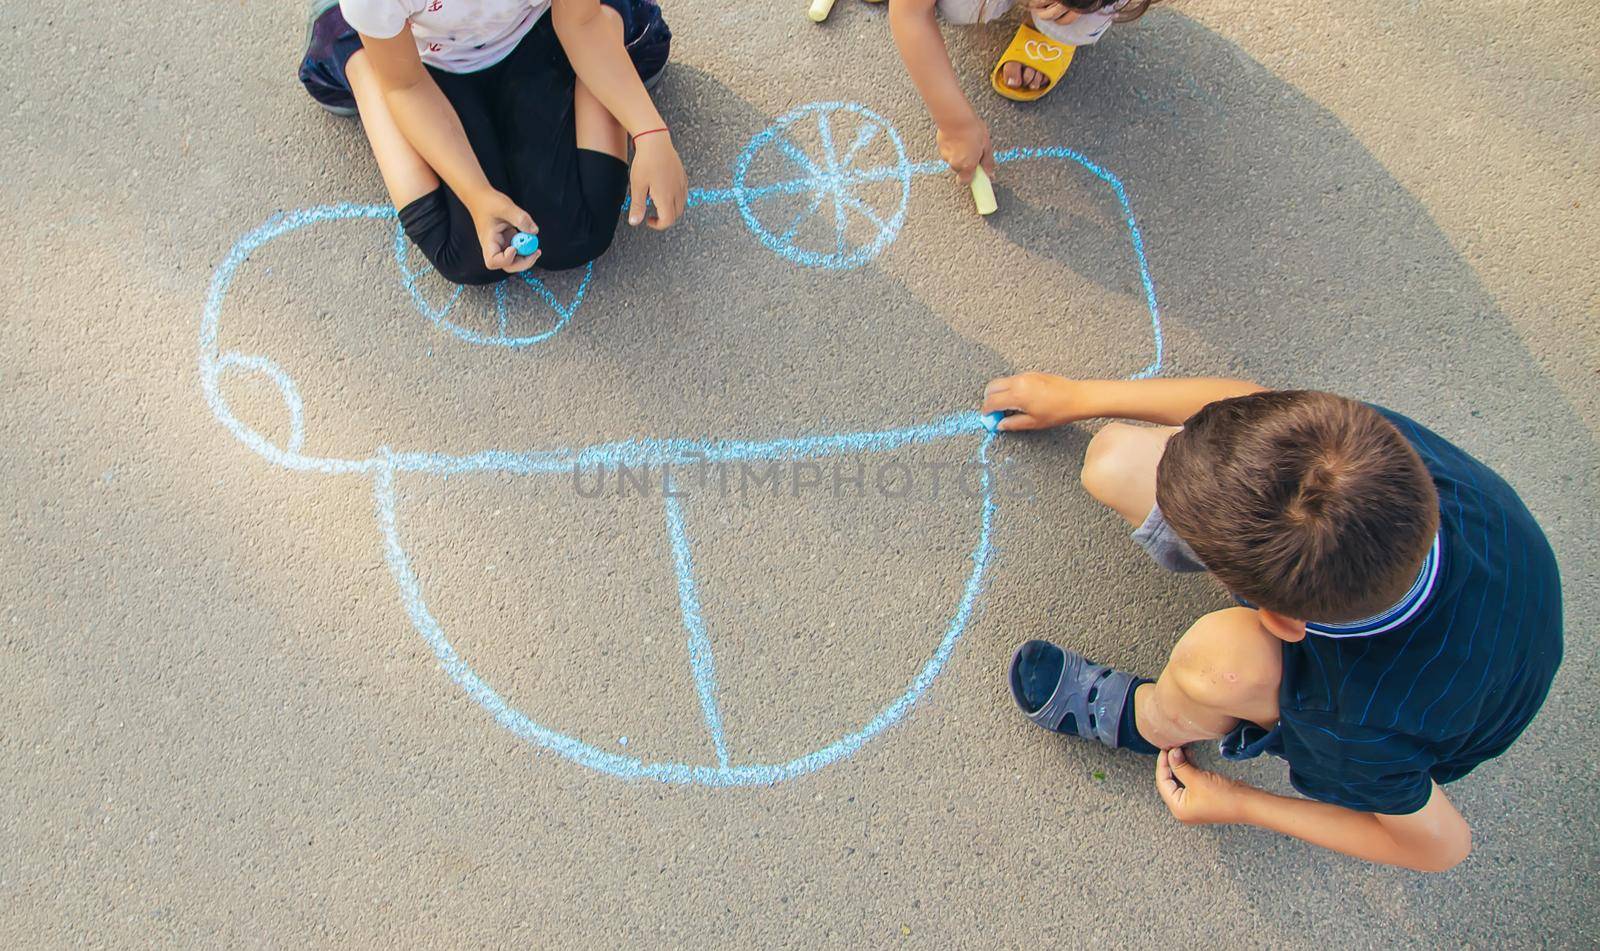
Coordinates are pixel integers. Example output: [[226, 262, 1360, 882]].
[[1233, 406, 1563, 815]]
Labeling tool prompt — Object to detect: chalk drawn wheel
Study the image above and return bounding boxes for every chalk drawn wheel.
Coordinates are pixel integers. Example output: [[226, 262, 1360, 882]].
[[392, 221, 591, 350], [732, 102, 912, 270]]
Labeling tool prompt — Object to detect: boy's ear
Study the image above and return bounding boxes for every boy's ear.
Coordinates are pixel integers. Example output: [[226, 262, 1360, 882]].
[[1257, 609, 1307, 643]]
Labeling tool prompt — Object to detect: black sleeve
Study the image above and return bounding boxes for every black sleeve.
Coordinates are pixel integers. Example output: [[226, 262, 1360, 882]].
[[1278, 712, 1436, 815]]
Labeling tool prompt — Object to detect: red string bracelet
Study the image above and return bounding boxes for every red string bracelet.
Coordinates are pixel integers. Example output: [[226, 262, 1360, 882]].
[[631, 126, 669, 143]]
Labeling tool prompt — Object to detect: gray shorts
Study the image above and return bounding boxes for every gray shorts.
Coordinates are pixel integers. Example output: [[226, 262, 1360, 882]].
[[1132, 502, 1207, 573]]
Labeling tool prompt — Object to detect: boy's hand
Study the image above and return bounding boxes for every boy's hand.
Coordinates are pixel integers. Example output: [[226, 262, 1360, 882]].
[[981, 372, 1090, 430], [936, 117, 995, 185], [1155, 747, 1250, 826], [469, 190, 539, 273], [629, 133, 688, 230]]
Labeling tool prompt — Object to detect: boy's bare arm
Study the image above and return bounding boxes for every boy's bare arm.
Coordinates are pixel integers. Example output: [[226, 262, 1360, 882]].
[[1155, 749, 1473, 872], [982, 373, 1266, 429], [887, 0, 993, 182]]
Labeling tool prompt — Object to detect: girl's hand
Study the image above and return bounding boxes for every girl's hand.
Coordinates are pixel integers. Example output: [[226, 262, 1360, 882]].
[[469, 190, 539, 273], [981, 372, 1089, 431], [1155, 747, 1251, 826], [936, 117, 995, 185], [628, 133, 687, 230]]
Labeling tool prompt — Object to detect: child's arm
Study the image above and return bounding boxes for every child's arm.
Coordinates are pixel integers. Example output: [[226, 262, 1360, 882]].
[[887, 0, 994, 184], [359, 28, 538, 273], [552, 0, 686, 230], [981, 373, 1266, 430], [1155, 749, 1473, 872]]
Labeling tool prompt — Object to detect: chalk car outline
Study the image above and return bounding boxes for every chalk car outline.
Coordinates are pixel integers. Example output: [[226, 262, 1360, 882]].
[[198, 100, 1163, 787]]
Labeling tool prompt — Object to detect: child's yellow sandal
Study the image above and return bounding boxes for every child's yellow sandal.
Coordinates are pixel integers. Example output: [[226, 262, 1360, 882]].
[[990, 23, 1075, 102]]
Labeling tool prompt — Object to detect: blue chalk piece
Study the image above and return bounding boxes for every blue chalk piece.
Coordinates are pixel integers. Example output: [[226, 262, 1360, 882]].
[[982, 411, 1006, 433], [512, 232, 539, 256], [618, 736, 629, 747]]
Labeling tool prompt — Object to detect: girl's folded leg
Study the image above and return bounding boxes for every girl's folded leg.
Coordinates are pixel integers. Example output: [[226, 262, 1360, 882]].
[[345, 49, 500, 286], [387, 0, 668, 280], [397, 189, 506, 286], [388, 59, 513, 286], [491, 9, 632, 272]]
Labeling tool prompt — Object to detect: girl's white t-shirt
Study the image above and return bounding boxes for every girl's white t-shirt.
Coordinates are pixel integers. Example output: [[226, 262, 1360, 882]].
[[341, 0, 551, 73]]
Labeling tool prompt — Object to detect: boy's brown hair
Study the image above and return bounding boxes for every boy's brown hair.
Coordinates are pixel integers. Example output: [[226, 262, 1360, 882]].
[[1155, 391, 1440, 623]]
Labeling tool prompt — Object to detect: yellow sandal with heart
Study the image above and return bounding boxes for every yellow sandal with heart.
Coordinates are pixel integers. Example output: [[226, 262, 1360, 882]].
[[990, 23, 1074, 102]]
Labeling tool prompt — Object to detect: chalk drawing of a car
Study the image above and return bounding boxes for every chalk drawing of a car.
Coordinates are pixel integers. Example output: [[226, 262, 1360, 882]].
[[198, 101, 1162, 787]]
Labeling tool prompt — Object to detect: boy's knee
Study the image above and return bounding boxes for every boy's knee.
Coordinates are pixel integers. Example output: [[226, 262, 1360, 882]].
[[1168, 650, 1246, 713], [1081, 422, 1144, 502], [1167, 609, 1281, 712]]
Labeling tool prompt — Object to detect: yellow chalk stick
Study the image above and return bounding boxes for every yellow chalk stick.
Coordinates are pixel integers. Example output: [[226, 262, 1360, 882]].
[[970, 166, 998, 216], [808, 0, 837, 21]]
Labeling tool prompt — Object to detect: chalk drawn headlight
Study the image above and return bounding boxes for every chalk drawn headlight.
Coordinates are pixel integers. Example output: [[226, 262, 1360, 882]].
[[198, 101, 1163, 787]]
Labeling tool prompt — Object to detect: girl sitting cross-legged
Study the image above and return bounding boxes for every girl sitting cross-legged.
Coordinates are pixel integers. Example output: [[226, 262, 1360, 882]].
[[299, 0, 685, 283]]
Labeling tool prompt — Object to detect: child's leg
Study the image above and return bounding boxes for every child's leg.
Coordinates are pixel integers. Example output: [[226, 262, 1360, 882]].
[[346, 50, 508, 285], [1078, 423, 1283, 748], [1079, 421, 1178, 526], [997, 8, 1116, 92], [491, 6, 636, 270], [933, 0, 1049, 92], [1135, 608, 1282, 749]]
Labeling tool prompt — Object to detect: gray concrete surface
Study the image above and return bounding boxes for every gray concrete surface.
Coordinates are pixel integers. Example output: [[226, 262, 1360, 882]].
[[4, 0, 1598, 946]]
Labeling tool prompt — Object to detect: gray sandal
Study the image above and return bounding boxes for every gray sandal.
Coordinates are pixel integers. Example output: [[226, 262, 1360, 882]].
[[1008, 640, 1137, 749]]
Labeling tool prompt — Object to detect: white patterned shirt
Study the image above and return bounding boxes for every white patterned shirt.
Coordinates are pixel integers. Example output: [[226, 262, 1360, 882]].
[[341, 0, 551, 73]]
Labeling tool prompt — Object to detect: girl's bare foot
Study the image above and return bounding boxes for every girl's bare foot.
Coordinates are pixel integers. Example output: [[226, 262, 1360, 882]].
[[998, 59, 1050, 91]]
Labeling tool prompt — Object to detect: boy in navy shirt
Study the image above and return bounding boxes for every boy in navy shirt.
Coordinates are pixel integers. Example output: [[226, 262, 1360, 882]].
[[984, 374, 1563, 871]]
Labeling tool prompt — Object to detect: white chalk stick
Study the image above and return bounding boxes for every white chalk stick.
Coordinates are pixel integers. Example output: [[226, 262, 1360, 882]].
[[808, 0, 837, 21], [970, 166, 998, 216]]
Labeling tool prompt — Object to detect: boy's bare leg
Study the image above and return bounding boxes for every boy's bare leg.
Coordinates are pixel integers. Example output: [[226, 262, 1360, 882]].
[[1079, 422, 1179, 526], [346, 50, 441, 209], [1079, 422, 1283, 749], [572, 6, 629, 160], [1135, 608, 1281, 748]]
